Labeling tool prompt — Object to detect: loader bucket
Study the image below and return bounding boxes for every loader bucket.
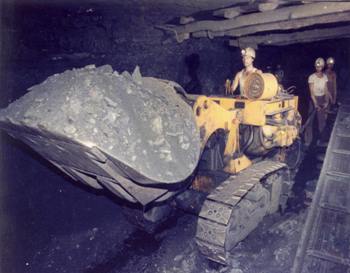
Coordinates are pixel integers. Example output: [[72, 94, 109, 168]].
[[0, 65, 200, 205]]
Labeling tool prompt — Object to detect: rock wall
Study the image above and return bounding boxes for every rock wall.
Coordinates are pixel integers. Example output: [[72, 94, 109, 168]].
[[1, 2, 236, 106]]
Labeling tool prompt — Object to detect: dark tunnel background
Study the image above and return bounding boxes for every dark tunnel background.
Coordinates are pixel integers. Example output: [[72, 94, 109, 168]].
[[1, 1, 350, 273]]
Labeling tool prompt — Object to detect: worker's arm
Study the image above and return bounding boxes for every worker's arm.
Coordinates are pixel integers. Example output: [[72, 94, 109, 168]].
[[333, 73, 337, 104], [323, 76, 331, 108], [327, 81, 334, 103], [324, 84, 330, 109], [230, 72, 240, 95]]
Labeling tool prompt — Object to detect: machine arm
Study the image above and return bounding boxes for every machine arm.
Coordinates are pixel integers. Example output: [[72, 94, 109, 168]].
[[193, 96, 252, 174]]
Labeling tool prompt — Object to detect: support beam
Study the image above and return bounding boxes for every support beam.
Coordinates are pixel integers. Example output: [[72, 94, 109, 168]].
[[191, 10, 350, 40], [213, 0, 285, 19], [258, 1, 281, 12], [229, 25, 350, 47], [302, 0, 349, 2], [269, 35, 350, 46], [213, 4, 259, 19], [168, 2, 350, 36], [227, 11, 350, 37], [226, 11, 350, 37], [213, 7, 246, 19], [179, 16, 195, 25]]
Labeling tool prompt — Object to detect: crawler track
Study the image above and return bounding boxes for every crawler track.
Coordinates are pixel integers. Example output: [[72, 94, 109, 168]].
[[195, 160, 289, 264]]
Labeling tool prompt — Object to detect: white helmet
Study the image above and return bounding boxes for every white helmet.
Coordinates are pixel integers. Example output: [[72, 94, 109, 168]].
[[315, 57, 325, 67], [241, 47, 256, 59], [327, 57, 335, 65]]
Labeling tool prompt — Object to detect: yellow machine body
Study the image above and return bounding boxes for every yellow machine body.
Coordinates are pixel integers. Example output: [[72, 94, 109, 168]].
[[193, 75, 302, 264], [193, 89, 300, 175]]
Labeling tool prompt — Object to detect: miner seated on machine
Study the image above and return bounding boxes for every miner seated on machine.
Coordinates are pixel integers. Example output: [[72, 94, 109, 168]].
[[226, 47, 263, 97]]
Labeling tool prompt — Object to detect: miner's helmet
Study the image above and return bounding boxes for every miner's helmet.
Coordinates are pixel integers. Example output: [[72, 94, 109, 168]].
[[315, 57, 325, 67], [327, 57, 335, 65], [241, 47, 256, 59]]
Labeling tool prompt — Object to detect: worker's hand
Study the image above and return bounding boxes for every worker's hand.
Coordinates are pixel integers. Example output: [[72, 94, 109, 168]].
[[225, 79, 232, 95], [315, 105, 321, 111]]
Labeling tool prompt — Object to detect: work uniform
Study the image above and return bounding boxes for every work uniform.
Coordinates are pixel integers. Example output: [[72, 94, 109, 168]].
[[308, 73, 328, 134]]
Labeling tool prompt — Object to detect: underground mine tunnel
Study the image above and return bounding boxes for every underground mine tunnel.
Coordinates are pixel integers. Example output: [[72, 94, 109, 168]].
[[1, 1, 350, 273]]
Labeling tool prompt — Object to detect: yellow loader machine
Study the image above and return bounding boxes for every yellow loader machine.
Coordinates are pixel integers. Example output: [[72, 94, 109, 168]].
[[0, 65, 302, 264]]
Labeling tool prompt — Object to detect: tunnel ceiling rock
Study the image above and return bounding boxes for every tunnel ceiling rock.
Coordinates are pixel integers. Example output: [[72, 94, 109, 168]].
[[158, 1, 350, 47], [8, 0, 350, 47], [5, 0, 250, 14]]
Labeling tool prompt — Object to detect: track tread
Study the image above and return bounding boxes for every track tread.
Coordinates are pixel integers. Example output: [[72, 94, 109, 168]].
[[195, 160, 287, 264]]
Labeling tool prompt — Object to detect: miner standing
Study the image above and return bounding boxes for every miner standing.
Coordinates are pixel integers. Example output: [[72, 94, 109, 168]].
[[308, 57, 331, 137], [228, 47, 262, 96], [325, 57, 337, 107]]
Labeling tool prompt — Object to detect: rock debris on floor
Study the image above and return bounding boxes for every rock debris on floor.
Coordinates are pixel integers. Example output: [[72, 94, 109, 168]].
[[22, 209, 309, 273]]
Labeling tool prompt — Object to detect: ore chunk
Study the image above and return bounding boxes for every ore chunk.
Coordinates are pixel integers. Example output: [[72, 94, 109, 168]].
[[132, 65, 143, 85], [0, 65, 200, 184]]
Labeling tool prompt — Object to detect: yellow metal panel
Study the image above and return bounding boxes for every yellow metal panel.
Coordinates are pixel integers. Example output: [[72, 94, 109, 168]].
[[196, 95, 300, 127], [265, 98, 296, 114], [223, 119, 239, 157], [224, 154, 252, 174], [193, 94, 300, 174], [193, 96, 236, 150], [204, 96, 266, 125], [242, 100, 266, 125]]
